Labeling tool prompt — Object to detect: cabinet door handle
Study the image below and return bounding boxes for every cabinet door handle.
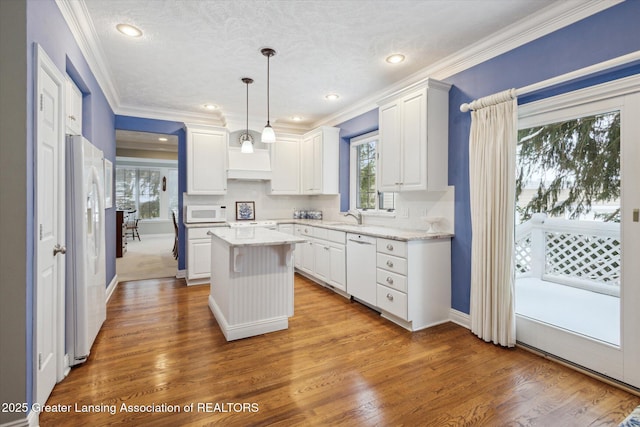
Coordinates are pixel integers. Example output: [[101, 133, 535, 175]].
[[68, 115, 76, 121], [324, 246, 329, 251], [386, 293, 394, 301], [386, 244, 394, 251], [386, 277, 394, 285], [386, 260, 394, 268]]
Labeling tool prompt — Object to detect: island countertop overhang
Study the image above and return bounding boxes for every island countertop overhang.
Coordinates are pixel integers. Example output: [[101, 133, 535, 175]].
[[208, 227, 307, 247]]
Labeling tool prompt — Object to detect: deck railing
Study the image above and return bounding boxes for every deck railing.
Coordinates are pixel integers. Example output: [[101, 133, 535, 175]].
[[515, 213, 620, 297]]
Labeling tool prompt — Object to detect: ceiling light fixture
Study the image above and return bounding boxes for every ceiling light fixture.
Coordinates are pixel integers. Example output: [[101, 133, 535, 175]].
[[116, 23, 143, 38], [240, 77, 254, 154], [291, 115, 303, 122], [203, 104, 218, 110], [260, 48, 276, 143], [325, 93, 340, 101], [158, 137, 168, 142], [385, 53, 405, 64]]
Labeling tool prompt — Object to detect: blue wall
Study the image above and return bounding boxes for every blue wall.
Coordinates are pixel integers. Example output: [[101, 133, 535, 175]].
[[336, 108, 379, 211], [443, 0, 640, 314], [115, 116, 187, 270], [26, 0, 115, 406]]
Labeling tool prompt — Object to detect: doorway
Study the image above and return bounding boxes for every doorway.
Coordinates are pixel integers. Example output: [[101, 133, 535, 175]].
[[514, 79, 640, 388], [115, 130, 178, 281]]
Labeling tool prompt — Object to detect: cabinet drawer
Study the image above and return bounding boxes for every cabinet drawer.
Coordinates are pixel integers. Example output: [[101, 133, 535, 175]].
[[297, 225, 314, 237], [376, 253, 407, 275], [376, 285, 408, 320], [377, 238, 407, 257], [188, 227, 220, 239], [324, 229, 346, 244], [376, 268, 407, 293]]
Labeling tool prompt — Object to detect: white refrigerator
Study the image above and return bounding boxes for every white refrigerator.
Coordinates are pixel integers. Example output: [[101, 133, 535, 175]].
[[65, 135, 106, 366]]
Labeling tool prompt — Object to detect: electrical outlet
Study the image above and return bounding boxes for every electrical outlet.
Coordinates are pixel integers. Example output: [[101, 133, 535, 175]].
[[399, 207, 409, 219], [419, 207, 427, 218]]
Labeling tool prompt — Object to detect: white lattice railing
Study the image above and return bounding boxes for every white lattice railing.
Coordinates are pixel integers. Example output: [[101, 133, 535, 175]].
[[515, 213, 620, 297]]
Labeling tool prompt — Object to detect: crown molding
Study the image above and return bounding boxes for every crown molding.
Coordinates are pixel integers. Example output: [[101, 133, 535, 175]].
[[116, 104, 226, 127], [55, 0, 120, 110], [317, 0, 622, 128], [57, 0, 621, 130]]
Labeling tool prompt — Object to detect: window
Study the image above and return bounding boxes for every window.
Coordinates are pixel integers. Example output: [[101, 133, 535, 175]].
[[349, 132, 395, 213], [115, 164, 178, 220]]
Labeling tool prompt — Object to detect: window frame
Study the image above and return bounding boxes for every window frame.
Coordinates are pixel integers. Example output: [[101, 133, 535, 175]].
[[349, 131, 395, 216], [115, 158, 178, 221]]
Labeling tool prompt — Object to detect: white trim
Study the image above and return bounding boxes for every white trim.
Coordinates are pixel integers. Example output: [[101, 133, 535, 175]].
[[34, 42, 67, 406], [316, 0, 622, 128], [449, 308, 471, 329], [54, 0, 619, 130], [461, 51, 640, 112], [0, 413, 32, 427], [519, 73, 640, 120], [106, 274, 118, 302], [54, 0, 119, 110]]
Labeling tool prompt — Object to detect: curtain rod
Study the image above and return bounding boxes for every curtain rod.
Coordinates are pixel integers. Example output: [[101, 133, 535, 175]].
[[459, 50, 640, 113]]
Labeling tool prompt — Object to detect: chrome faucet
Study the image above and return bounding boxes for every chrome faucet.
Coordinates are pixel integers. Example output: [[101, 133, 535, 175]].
[[343, 210, 363, 225]]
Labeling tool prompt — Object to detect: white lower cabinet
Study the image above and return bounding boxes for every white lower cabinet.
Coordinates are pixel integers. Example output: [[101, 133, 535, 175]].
[[186, 227, 218, 285], [294, 224, 346, 293], [374, 237, 451, 331]]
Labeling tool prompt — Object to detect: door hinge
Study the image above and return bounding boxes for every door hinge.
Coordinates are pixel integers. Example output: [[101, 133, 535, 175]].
[[40, 94, 43, 111], [38, 353, 42, 370], [40, 224, 43, 241]]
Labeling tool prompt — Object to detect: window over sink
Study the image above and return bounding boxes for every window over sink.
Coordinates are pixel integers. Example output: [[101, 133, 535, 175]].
[[349, 131, 396, 214]]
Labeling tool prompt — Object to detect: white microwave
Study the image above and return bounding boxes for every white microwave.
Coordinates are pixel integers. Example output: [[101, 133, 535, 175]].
[[184, 205, 226, 223]]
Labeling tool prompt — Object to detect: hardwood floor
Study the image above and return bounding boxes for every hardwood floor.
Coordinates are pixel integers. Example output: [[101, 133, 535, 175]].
[[40, 275, 639, 426]]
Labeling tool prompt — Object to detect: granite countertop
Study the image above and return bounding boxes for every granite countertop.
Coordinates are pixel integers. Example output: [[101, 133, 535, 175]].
[[183, 222, 229, 229], [274, 219, 454, 242], [208, 227, 307, 247], [184, 218, 453, 241]]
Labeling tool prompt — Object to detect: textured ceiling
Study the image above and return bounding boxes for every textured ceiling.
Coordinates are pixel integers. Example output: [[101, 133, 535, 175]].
[[81, 0, 562, 131]]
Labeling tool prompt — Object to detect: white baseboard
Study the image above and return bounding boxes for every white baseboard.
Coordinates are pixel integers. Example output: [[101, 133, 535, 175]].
[[106, 275, 118, 303], [176, 269, 186, 279], [0, 410, 35, 427], [449, 308, 471, 329]]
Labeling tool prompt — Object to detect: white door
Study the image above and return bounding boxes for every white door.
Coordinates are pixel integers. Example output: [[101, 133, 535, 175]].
[[515, 81, 640, 388], [35, 45, 66, 405]]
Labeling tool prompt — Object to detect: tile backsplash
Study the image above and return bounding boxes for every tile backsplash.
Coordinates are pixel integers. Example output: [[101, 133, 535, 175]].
[[184, 180, 454, 233]]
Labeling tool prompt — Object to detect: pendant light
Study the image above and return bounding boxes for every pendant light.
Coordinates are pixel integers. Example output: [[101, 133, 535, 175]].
[[260, 47, 276, 143], [240, 77, 254, 154]]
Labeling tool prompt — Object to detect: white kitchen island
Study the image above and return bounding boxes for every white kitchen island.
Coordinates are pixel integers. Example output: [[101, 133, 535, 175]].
[[207, 227, 307, 341]]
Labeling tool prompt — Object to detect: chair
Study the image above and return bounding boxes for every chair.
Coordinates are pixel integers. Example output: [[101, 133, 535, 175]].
[[171, 210, 179, 260], [125, 210, 141, 241]]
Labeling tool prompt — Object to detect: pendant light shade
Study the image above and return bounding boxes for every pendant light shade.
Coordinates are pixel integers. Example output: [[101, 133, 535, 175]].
[[261, 48, 276, 143], [241, 77, 254, 154]]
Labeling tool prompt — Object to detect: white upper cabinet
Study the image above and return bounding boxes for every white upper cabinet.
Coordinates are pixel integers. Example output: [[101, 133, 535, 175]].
[[65, 77, 82, 135], [270, 134, 301, 195], [377, 79, 451, 192], [301, 126, 340, 195], [186, 124, 228, 195]]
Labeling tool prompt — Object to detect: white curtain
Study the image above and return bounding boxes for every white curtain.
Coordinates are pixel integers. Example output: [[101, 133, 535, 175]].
[[468, 89, 517, 347]]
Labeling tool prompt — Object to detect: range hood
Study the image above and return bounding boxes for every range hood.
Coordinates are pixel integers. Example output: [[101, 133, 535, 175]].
[[227, 147, 272, 180]]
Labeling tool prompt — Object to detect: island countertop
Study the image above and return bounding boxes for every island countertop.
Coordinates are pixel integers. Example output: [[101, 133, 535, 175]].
[[208, 227, 307, 247]]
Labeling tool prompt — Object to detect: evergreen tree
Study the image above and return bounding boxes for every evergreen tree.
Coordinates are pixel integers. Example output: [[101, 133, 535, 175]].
[[516, 111, 620, 222]]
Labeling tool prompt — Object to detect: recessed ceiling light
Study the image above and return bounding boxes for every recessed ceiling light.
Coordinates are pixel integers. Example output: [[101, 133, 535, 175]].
[[325, 94, 340, 101], [158, 137, 168, 142], [291, 115, 303, 121], [203, 104, 218, 110], [116, 23, 143, 38], [386, 53, 405, 64]]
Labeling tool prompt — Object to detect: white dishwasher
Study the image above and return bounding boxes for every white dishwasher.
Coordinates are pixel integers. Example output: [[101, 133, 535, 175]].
[[346, 233, 377, 306]]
